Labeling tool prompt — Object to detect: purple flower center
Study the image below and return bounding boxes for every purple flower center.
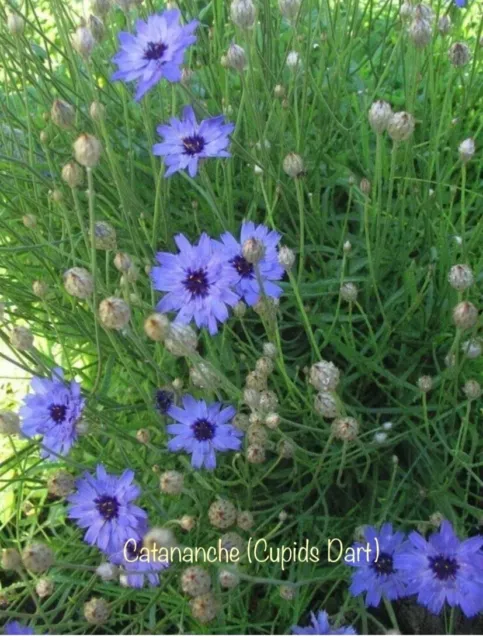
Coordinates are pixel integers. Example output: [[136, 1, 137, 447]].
[[155, 389, 174, 414], [429, 554, 459, 580], [95, 495, 120, 520], [371, 552, 395, 576], [49, 403, 67, 424], [182, 135, 205, 156], [192, 418, 215, 441], [231, 254, 254, 279], [144, 41, 168, 61], [182, 268, 210, 298]]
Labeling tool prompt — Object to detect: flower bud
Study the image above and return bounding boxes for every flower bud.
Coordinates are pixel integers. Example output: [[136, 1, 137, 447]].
[[51, 99, 75, 129], [96, 562, 119, 582], [0, 411, 20, 436], [242, 237, 265, 264], [181, 68, 194, 85], [72, 26, 95, 57], [88, 15, 105, 41], [263, 342, 277, 359], [84, 597, 110, 625], [226, 43, 246, 71], [264, 412, 280, 430], [374, 431, 388, 444], [458, 138, 475, 164], [219, 566, 240, 589], [408, 17, 432, 48], [399, 2, 414, 21], [144, 313, 170, 342], [279, 584, 296, 600], [190, 593, 220, 623], [387, 111, 415, 142], [220, 531, 246, 555], [368, 100, 393, 134], [448, 264, 474, 291], [135, 428, 150, 444], [463, 379, 481, 400], [248, 424, 268, 447], [278, 440, 295, 459], [181, 567, 212, 597], [7, 13, 25, 36], [236, 510, 254, 530], [208, 498, 237, 529], [461, 338, 482, 359], [259, 390, 278, 413], [35, 578, 54, 599], [160, 470, 184, 495], [2, 549, 22, 572], [452, 301, 478, 330], [180, 514, 196, 531], [246, 443, 266, 464], [22, 543, 54, 573], [286, 50, 301, 71], [10, 326, 34, 351], [438, 15, 451, 36], [279, 0, 301, 20], [274, 84, 286, 98], [309, 360, 340, 391], [245, 370, 268, 392], [89, 101, 106, 121], [233, 300, 247, 318], [73, 134, 102, 168], [22, 214, 37, 229], [89, 0, 111, 17], [143, 527, 178, 553], [40, 130, 49, 145], [255, 356, 274, 377], [47, 470, 75, 497], [63, 267, 93, 299], [449, 42, 470, 68], [417, 375, 433, 393], [340, 282, 358, 303], [283, 152, 304, 178], [164, 323, 198, 356], [61, 161, 84, 189], [331, 417, 359, 441], [94, 221, 117, 250], [278, 245, 295, 270], [314, 391, 339, 418], [113, 252, 132, 272], [99, 297, 131, 330], [32, 280, 48, 298], [190, 362, 220, 389], [230, 0, 256, 28]]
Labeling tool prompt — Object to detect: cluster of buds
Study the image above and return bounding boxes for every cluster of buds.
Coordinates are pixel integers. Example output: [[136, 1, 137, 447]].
[[310, 360, 341, 419], [181, 564, 220, 622], [407, 4, 434, 48]]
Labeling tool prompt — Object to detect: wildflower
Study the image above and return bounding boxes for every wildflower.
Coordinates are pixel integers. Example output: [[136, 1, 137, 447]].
[[63, 267, 93, 299], [230, 0, 256, 28], [292, 610, 357, 635], [72, 26, 95, 57], [215, 221, 284, 307], [283, 152, 304, 178], [20, 367, 85, 460], [181, 566, 212, 596], [458, 138, 475, 163], [166, 395, 242, 469], [21, 543, 54, 574], [84, 597, 110, 625], [73, 134, 102, 168], [99, 297, 131, 330], [160, 470, 184, 495], [155, 388, 174, 414], [151, 233, 239, 334], [452, 301, 478, 330], [309, 360, 340, 392], [226, 43, 246, 71], [190, 592, 220, 623], [67, 465, 148, 554], [449, 42, 470, 67], [4, 622, 36, 635], [208, 498, 237, 529], [368, 100, 393, 134], [153, 106, 234, 178], [111, 10, 198, 101], [387, 112, 415, 142], [263, 342, 278, 359], [110, 536, 169, 589], [448, 264, 474, 291], [394, 520, 483, 617], [0, 411, 20, 436], [10, 326, 33, 351]]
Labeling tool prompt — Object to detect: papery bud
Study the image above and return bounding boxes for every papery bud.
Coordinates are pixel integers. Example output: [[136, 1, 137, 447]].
[[314, 391, 339, 418], [51, 100, 75, 129], [286, 50, 301, 70], [144, 313, 170, 342], [264, 412, 280, 429], [248, 424, 268, 446], [448, 264, 474, 291], [208, 499, 237, 529], [220, 531, 246, 555], [283, 152, 304, 178], [438, 15, 451, 36], [259, 390, 278, 413], [113, 252, 132, 272], [368, 100, 393, 134], [458, 138, 475, 163], [452, 301, 478, 330], [35, 578, 54, 599], [226, 43, 246, 71], [279, 0, 301, 20], [233, 301, 247, 318], [237, 510, 254, 530], [399, 2, 414, 21], [181, 567, 212, 597], [2, 549, 22, 572], [408, 17, 432, 48], [99, 297, 131, 330], [0, 411, 20, 436], [10, 326, 33, 351], [278, 246, 295, 270], [73, 134, 102, 168], [255, 356, 274, 377], [47, 470, 75, 497], [242, 237, 265, 264], [247, 443, 266, 464], [417, 375, 433, 393], [243, 388, 260, 409], [160, 470, 184, 495], [164, 323, 198, 356], [309, 360, 340, 391], [96, 562, 119, 582], [180, 515, 196, 531], [72, 26, 95, 58], [63, 267, 93, 299], [278, 440, 295, 459], [387, 111, 415, 142], [89, 101, 106, 121], [340, 282, 358, 303], [463, 379, 481, 400], [343, 240, 352, 254], [88, 14, 105, 41], [449, 42, 470, 68], [181, 68, 194, 85], [84, 598, 110, 625], [61, 161, 84, 189], [89, 0, 111, 17], [245, 370, 268, 392], [22, 543, 54, 573], [143, 528, 178, 553], [279, 584, 296, 600], [23, 214, 37, 229], [94, 221, 117, 250], [190, 593, 220, 623], [219, 566, 240, 589], [263, 342, 277, 359], [190, 362, 220, 389], [33, 280, 48, 298], [461, 338, 482, 359], [331, 417, 359, 441], [274, 84, 286, 98], [230, 0, 256, 28], [7, 13, 25, 36], [40, 131, 49, 144]]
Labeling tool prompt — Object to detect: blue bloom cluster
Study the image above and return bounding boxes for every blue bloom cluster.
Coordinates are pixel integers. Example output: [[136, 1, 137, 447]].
[[4, 622, 36, 635], [150, 222, 285, 335], [292, 610, 357, 635]]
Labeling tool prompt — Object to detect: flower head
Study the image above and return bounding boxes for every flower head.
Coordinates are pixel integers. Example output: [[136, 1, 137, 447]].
[[19, 367, 85, 460], [394, 520, 483, 617], [292, 610, 357, 635], [67, 465, 148, 555], [109, 534, 169, 589], [166, 395, 243, 469], [111, 10, 198, 101], [152, 105, 234, 177], [345, 523, 407, 607], [4, 622, 36, 635], [150, 233, 239, 334], [214, 222, 284, 306]]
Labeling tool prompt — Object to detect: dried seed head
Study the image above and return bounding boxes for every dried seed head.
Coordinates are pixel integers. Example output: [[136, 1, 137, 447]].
[[10, 326, 34, 351], [88, 14, 105, 41], [408, 16, 432, 48], [181, 566, 212, 597], [219, 566, 240, 589], [180, 514, 196, 531], [0, 411, 20, 436], [242, 237, 265, 264], [463, 379, 481, 400], [278, 439, 295, 459], [84, 597, 110, 625], [274, 84, 286, 98], [259, 390, 278, 413], [22, 214, 37, 229], [113, 252, 132, 272], [449, 42, 470, 67], [72, 26, 95, 57], [245, 370, 268, 392], [230, 0, 256, 28], [226, 43, 246, 71], [136, 428, 150, 444], [438, 15, 451, 36], [73, 133, 102, 168], [462, 338, 482, 359], [89, 0, 111, 17], [417, 375, 433, 393], [94, 221, 117, 250], [243, 387, 261, 409], [283, 152, 304, 178], [255, 356, 274, 377], [263, 342, 277, 359], [99, 297, 131, 330], [220, 531, 246, 555], [246, 443, 266, 464], [448, 264, 474, 291], [247, 424, 268, 446], [144, 313, 171, 342], [236, 510, 254, 530], [340, 282, 358, 303], [278, 245, 295, 270], [208, 499, 237, 529], [314, 391, 339, 418], [331, 417, 359, 441], [2, 549, 22, 572], [35, 578, 54, 599], [190, 592, 220, 623], [96, 562, 119, 582], [374, 431, 388, 444], [7, 13, 25, 36], [452, 301, 478, 330], [47, 470, 75, 497], [33, 280, 49, 298], [368, 100, 393, 134], [160, 470, 184, 495], [51, 100, 75, 129], [233, 301, 247, 318], [190, 362, 220, 389], [265, 412, 280, 430], [89, 101, 106, 121], [387, 111, 415, 142], [63, 267, 93, 299], [279, 584, 296, 600], [309, 360, 341, 391], [165, 323, 198, 356], [458, 138, 475, 163], [61, 161, 84, 189], [22, 543, 54, 573]]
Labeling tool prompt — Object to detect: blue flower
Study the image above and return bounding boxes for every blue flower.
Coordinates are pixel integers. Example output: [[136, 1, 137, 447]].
[[454, 0, 466, 7], [109, 533, 169, 589], [166, 395, 243, 469], [4, 622, 36, 635], [67, 465, 148, 555], [292, 611, 357, 635], [155, 388, 174, 414], [150, 232, 239, 335], [19, 367, 85, 461], [111, 10, 198, 101], [394, 520, 483, 617], [152, 105, 235, 177], [214, 221, 285, 306]]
